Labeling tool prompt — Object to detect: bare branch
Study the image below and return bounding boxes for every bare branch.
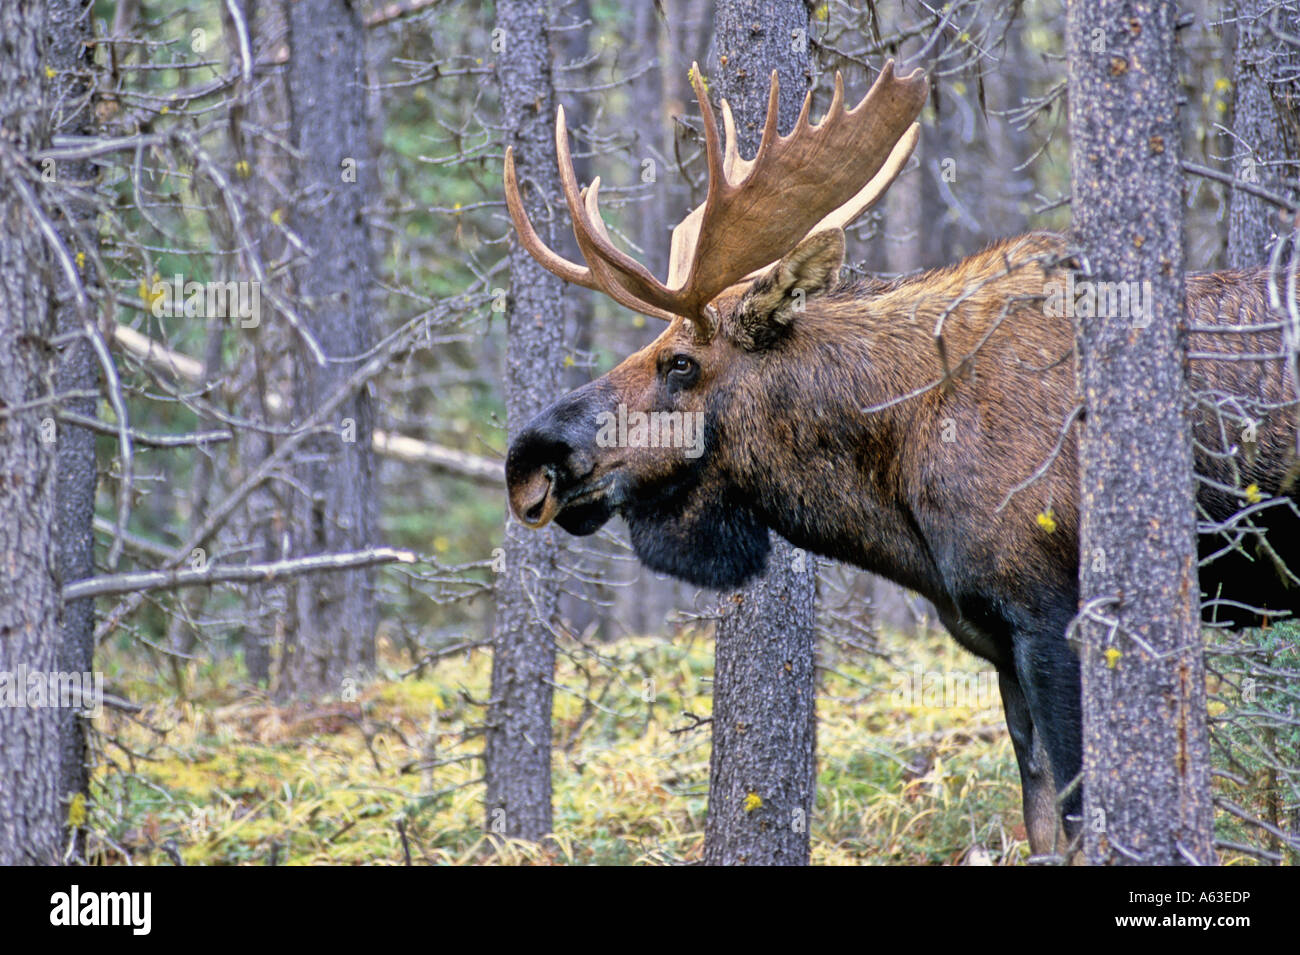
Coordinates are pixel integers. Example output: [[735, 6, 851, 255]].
[[66, 547, 417, 602]]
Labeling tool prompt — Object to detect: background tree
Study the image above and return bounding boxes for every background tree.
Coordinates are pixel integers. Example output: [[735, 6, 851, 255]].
[[1227, 0, 1300, 267], [221, 0, 294, 690], [48, 0, 100, 857], [277, 0, 381, 698], [1068, 0, 1215, 865], [484, 0, 568, 843], [0, 0, 63, 865], [1210, 0, 1300, 865], [703, 0, 818, 866]]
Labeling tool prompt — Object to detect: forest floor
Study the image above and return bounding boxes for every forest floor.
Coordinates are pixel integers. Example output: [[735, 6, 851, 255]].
[[85, 627, 1270, 865]]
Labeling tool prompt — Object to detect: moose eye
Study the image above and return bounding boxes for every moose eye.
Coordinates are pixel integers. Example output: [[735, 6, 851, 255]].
[[668, 355, 696, 377]]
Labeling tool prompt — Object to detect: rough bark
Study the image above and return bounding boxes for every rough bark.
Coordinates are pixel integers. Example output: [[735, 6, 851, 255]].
[[0, 0, 64, 865], [278, 0, 379, 698], [1067, 0, 1215, 865], [47, 0, 98, 858], [633, 1, 668, 281], [558, 0, 595, 392], [552, 0, 604, 642], [230, 0, 295, 690], [484, 0, 567, 843], [606, 0, 698, 640], [704, 0, 817, 866], [1227, 0, 1300, 267]]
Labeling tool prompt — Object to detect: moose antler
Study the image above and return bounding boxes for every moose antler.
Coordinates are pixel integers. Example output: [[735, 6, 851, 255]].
[[503, 60, 929, 335]]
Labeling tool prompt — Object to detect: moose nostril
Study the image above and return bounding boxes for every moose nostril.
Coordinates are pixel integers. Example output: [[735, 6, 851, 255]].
[[509, 465, 557, 527], [523, 491, 547, 523]]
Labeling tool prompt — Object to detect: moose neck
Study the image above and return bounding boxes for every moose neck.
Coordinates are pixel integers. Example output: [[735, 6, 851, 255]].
[[716, 233, 1074, 602], [716, 286, 947, 594]]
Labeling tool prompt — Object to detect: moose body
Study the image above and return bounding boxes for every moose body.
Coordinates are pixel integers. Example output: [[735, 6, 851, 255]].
[[500, 62, 1300, 854]]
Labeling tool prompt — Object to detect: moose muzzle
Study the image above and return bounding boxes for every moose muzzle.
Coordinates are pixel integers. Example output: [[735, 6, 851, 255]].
[[506, 380, 615, 534]]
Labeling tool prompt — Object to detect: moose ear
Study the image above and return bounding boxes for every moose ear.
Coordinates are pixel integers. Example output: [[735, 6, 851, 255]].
[[733, 229, 846, 350]]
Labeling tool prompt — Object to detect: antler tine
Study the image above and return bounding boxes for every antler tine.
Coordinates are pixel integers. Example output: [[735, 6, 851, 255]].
[[690, 64, 728, 213], [825, 71, 845, 128], [664, 67, 726, 304], [750, 70, 787, 173], [719, 101, 747, 180], [554, 103, 689, 321], [503, 142, 598, 290]]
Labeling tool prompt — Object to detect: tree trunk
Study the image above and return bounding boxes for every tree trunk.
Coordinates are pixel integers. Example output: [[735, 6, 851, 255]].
[[484, 0, 567, 843], [1227, 0, 1300, 267], [613, 0, 698, 638], [704, 0, 818, 866], [551, 0, 606, 643], [229, 0, 294, 690], [1067, 0, 1215, 865], [278, 0, 379, 699], [48, 0, 99, 860], [0, 0, 64, 865]]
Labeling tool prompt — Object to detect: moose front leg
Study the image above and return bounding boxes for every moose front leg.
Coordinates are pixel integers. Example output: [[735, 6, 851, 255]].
[[1009, 619, 1084, 858], [998, 672, 1061, 856]]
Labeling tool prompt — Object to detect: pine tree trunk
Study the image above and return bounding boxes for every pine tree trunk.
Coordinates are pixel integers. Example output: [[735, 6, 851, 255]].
[[227, 0, 293, 690], [704, 0, 818, 866], [0, 0, 64, 865], [1067, 0, 1215, 865], [1227, 0, 1300, 267], [278, 0, 378, 698], [48, 0, 99, 859], [484, 0, 567, 843]]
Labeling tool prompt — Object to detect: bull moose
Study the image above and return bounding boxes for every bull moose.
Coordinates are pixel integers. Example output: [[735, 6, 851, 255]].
[[500, 61, 1300, 856]]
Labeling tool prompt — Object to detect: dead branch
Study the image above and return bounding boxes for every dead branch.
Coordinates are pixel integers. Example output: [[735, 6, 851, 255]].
[[65, 547, 417, 601]]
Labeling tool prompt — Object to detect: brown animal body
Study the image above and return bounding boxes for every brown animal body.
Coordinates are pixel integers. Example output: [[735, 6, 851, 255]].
[[501, 63, 1300, 854]]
